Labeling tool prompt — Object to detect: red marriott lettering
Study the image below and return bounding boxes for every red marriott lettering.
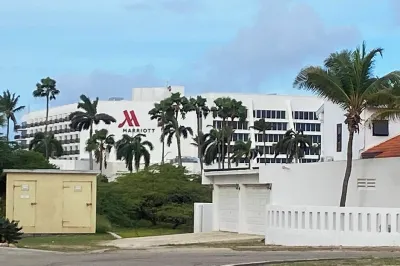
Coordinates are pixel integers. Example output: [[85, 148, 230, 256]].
[[118, 110, 140, 128]]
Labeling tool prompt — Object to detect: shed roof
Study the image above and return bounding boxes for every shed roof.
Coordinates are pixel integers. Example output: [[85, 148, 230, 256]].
[[361, 135, 400, 159], [3, 169, 100, 175]]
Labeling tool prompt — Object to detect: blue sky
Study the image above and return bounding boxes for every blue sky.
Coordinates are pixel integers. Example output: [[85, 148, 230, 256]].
[[1, 0, 400, 112]]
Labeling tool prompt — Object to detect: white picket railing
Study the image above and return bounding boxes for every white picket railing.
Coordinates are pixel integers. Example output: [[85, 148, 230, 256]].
[[266, 205, 400, 246]]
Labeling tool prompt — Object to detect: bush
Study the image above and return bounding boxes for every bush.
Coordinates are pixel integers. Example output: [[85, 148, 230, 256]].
[[97, 164, 212, 229], [96, 214, 112, 233], [0, 217, 23, 244], [0, 198, 5, 217]]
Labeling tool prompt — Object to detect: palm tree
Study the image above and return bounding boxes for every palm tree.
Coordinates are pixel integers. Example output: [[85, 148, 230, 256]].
[[311, 143, 321, 162], [162, 116, 193, 166], [293, 41, 400, 207], [202, 126, 231, 169], [273, 130, 311, 163], [231, 139, 260, 169], [250, 118, 271, 164], [86, 129, 115, 174], [161, 92, 191, 166], [0, 90, 25, 141], [33, 77, 60, 160], [148, 100, 169, 164], [186, 96, 210, 173], [69, 94, 116, 170], [116, 134, 154, 172], [33, 78, 59, 134], [210, 98, 231, 169], [226, 99, 247, 168], [28, 132, 63, 158]]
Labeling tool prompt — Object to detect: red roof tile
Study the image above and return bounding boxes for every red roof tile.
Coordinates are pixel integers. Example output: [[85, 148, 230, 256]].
[[361, 135, 400, 159]]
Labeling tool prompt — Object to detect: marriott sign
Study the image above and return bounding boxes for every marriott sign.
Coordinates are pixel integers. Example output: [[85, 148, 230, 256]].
[[118, 110, 156, 134]]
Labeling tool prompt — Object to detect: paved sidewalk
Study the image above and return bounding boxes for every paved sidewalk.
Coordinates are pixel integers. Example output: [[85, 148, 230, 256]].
[[105, 232, 264, 249]]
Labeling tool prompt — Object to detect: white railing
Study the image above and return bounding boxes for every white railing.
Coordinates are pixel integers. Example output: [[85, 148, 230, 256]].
[[266, 205, 400, 246], [194, 203, 213, 233]]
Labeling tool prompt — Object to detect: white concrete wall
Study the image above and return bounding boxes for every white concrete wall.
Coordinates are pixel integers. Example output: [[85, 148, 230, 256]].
[[266, 205, 400, 246], [193, 203, 213, 233], [259, 157, 400, 208]]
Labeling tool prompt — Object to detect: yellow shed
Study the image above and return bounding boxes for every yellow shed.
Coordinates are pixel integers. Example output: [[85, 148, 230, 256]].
[[4, 169, 99, 234]]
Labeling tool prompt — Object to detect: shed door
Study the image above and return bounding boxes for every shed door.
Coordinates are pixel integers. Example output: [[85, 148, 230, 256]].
[[245, 185, 270, 235], [218, 185, 239, 232], [62, 182, 92, 227], [13, 181, 37, 227]]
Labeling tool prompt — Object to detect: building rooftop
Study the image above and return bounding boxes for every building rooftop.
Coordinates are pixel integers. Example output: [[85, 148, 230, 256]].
[[361, 135, 400, 159]]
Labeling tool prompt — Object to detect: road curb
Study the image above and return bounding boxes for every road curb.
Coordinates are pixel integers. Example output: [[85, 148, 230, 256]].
[[222, 257, 372, 266]]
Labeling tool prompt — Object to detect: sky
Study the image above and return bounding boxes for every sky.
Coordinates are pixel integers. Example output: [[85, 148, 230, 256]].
[[1, 0, 400, 112]]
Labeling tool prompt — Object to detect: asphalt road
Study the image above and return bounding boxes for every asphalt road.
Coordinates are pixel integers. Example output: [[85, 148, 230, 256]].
[[2, 247, 400, 266]]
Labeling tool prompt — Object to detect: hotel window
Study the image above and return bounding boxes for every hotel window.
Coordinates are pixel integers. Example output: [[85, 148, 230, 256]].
[[372, 120, 389, 136], [337, 123, 342, 152]]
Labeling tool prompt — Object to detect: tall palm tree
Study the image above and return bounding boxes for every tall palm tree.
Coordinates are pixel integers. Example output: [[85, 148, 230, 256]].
[[231, 139, 260, 169], [33, 77, 60, 160], [202, 126, 231, 169], [148, 100, 169, 164], [161, 92, 191, 166], [162, 116, 193, 166], [33, 77, 59, 134], [210, 98, 231, 169], [86, 129, 115, 174], [250, 118, 271, 164], [0, 90, 25, 141], [186, 96, 210, 173], [28, 132, 63, 158], [226, 99, 247, 168], [116, 134, 154, 172], [293, 41, 400, 207], [273, 130, 311, 163], [69, 94, 116, 170]]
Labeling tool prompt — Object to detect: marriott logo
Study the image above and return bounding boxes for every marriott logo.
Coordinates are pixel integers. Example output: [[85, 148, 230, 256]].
[[118, 110, 155, 134]]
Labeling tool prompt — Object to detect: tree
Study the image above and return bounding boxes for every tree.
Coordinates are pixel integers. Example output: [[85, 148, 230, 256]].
[[202, 126, 231, 169], [161, 92, 192, 166], [116, 134, 154, 172], [33, 77, 60, 159], [33, 77, 59, 134], [162, 117, 193, 166], [86, 129, 115, 174], [231, 139, 260, 169], [0, 140, 57, 200], [0, 90, 25, 141], [96, 164, 211, 229], [273, 130, 311, 163], [250, 118, 271, 164], [28, 132, 63, 159], [210, 98, 230, 169], [186, 96, 210, 173], [148, 100, 169, 164], [294, 42, 400, 206], [211, 97, 247, 169], [69, 94, 116, 170]]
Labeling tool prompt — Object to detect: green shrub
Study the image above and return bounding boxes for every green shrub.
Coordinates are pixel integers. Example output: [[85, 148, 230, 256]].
[[0, 217, 23, 244], [97, 164, 212, 229], [0, 198, 5, 217], [96, 215, 112, 233]]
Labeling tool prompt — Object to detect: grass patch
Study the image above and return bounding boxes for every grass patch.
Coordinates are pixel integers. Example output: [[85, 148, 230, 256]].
[[271, 257, 400, 265], [114, 226, 189, 238], [17, 233, 115, 252]]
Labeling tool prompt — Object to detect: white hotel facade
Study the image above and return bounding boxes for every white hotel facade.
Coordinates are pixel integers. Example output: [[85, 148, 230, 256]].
[[14, 86, 356, 177]]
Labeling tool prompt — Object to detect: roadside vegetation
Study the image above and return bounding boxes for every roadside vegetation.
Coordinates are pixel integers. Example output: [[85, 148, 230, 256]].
[[96, 163, 211, 232]]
